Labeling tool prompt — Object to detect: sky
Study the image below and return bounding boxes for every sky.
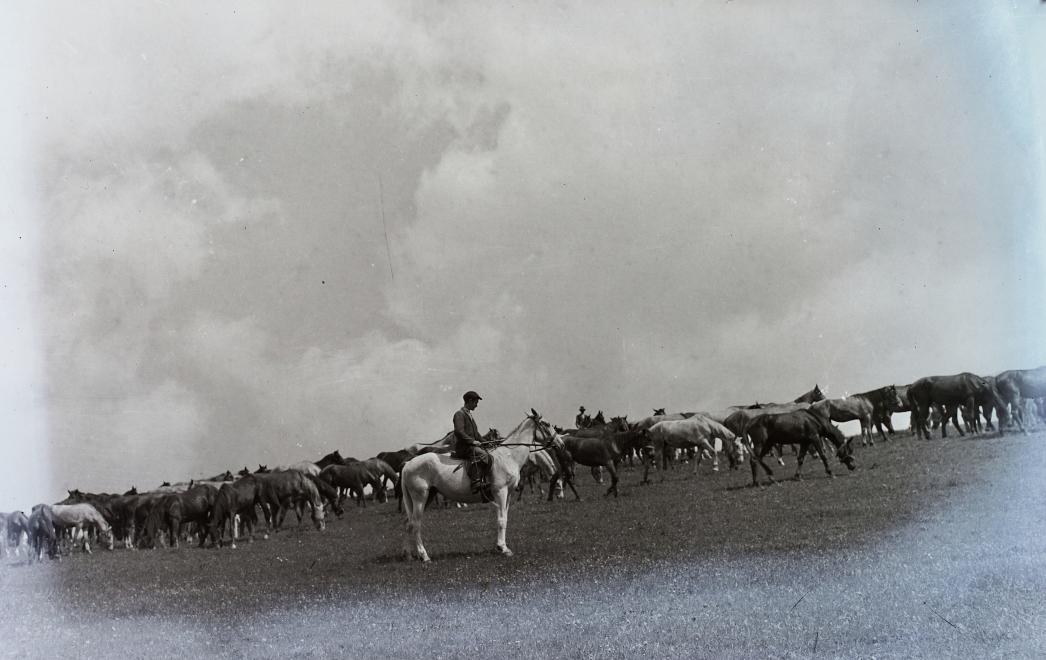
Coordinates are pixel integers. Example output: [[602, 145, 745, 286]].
[[1, 1, 1044, 508]]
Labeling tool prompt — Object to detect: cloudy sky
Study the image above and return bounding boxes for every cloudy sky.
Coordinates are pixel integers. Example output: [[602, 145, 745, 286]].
[[1, 2, 1044, 507]]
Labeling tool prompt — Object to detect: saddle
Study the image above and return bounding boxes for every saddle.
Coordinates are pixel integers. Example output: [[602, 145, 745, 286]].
[[453, 449, 494, 503]]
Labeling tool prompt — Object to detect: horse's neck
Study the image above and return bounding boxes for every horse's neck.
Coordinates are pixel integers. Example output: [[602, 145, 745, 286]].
[[497, 422, 540, 467]]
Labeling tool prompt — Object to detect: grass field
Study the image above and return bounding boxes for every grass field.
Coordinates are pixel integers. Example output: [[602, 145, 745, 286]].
[[2, 429, 1045, 658]]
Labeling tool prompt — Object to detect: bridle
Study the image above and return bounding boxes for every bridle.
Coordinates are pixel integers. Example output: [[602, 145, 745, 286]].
[[487, 413, 558, 453]]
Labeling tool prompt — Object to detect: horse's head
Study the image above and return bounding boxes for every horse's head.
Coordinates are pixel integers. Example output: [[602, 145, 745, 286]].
[[827, 426, 857, 471], [836, 441, 857, 471], [311, 502, 325, 531], [725, 435, 747, 469], [653, 408, 666, 416], [101, 524, 115, 551], [238, 467, 251, 477], [221, 470, 234, 481], [885, 385, 902, 412], [124, 486, 138, 496], [256, 465, 270, 473], [527, 409, 557, 448], [161, 481, 171, 487]]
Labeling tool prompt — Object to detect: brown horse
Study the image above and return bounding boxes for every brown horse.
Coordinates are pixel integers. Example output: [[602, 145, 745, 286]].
[[560, 429, 644, 496], [209, 476, 266, 549], [995, 367, 1046, 430], [743, 409, 855, 486], [909, 373, 1010, 439], [811, 385, 901, 447], [319, 463, 383, 507]]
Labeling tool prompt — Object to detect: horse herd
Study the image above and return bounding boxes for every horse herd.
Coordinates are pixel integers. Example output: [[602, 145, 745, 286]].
[[2, 366, 1044, 564]]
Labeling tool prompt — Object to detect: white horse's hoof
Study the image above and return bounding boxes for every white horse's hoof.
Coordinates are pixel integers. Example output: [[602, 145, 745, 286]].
[[497, 546, 514, 557]]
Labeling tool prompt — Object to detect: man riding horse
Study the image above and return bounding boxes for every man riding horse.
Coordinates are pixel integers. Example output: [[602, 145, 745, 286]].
[[453, 390, 493, 501]]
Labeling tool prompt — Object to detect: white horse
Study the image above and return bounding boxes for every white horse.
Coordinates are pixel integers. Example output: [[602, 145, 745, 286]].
[[275, 461, 322, 477], [51, 503, 114, 553], [401, 409, 556, 562], [644, 414, 746, 482]]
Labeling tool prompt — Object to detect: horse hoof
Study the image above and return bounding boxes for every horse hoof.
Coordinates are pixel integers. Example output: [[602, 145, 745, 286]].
[[496, 546, 514, 557]]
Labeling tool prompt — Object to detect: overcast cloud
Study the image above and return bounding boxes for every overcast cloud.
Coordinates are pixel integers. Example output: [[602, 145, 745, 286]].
[[1, 1, 1044, 507]]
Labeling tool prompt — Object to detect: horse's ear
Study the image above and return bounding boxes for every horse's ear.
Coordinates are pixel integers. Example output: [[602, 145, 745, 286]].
[[531, 407, 539, 418]]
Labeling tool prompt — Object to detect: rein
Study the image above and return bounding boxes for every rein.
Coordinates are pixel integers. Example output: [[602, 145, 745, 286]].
[[484, 419, 556, 453]]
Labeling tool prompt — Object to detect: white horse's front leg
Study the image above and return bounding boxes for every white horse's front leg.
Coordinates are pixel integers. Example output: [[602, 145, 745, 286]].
[[493, 488, 512, 557]]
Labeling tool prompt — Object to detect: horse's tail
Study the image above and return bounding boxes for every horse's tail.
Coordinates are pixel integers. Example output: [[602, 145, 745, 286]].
[[143, 497, 169, 548]]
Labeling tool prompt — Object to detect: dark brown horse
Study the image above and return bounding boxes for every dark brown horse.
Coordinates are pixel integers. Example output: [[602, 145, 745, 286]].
[[743, 409, 855, 486], [995, 367, 1046, 430], [909, 373, 1009, 439], [315, 451, 348, 469], [143, 483, 220, 548], [27, 504, 58, 562], [560, 429, 644, 497], [319, 463, 383, 507], [209, 476, 266, 548]]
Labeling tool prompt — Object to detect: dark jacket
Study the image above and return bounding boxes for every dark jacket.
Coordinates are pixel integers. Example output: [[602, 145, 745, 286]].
[[453, 408, 481, 455]]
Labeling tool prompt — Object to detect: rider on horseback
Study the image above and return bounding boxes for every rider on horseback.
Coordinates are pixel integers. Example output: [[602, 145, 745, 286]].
[[453, 390, 493, 501]]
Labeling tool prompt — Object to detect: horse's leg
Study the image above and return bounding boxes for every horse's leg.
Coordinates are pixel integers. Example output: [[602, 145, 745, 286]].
[[813, 438, 834, 479], [793, 442, 808, 480], [949, 403, 965, 437], [755, 444, 777, 486], [605, 463, 620, 498], [493, 488, 513, 557], [565, 476, 581, 501], [772, 444, 785, 466]]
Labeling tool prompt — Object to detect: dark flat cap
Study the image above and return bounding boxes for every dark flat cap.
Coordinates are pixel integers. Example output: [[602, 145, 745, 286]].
[[463, 390, 482, 401]]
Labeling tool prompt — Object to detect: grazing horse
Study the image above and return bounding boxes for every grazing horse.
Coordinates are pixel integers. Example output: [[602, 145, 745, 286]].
[[144, 484, 219, 548], [209, 476, 266, 549], [51, 503, 114, 554], [401, 410, 556, 562], [995, 367, 1046, 430], [27, 504, 58, 562], [256, 471, 325, 531], [305, 474, 344, 519], [743, 409, 856, 486], [909, 373, 1010, 440], [642, 415, 744, 482], [361, 458, 398, 502]]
